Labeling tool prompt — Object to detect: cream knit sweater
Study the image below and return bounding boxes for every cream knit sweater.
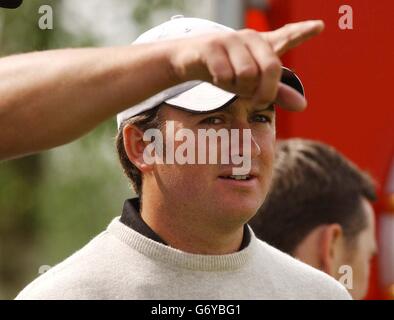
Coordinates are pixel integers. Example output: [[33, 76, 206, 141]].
[[16, 217, 351, 300]]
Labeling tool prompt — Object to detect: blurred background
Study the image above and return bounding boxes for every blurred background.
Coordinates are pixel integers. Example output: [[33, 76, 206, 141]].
[[0, 0, 393, 299]]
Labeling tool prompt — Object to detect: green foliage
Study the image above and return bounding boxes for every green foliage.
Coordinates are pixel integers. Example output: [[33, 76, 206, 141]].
[[0, 0, 193, 300], [132, 0, 185, 30], [34, 121, 131, 270], [0, 0, 129, 299], [0, 0, 85, 55]]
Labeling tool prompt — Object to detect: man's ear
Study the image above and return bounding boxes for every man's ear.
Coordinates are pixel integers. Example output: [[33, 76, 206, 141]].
[[122, 124, 153, 173], [319, 224, 344, 276]]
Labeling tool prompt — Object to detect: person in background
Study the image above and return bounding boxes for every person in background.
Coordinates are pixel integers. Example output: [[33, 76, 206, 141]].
[[250, 138, 378, 299]]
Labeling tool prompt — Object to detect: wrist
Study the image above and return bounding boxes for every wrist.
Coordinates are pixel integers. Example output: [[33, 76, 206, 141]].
[[154, 40, 183, 87]]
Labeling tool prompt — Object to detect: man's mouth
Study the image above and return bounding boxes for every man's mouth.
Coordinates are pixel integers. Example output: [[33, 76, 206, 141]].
[[218, 174, 253, 181]]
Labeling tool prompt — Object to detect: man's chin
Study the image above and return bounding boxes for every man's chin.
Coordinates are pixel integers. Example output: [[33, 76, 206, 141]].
[[215, 195, 263, 220]]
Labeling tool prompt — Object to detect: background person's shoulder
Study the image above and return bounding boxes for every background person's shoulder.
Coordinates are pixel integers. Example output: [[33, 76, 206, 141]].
[[254, 239, 352, 300]]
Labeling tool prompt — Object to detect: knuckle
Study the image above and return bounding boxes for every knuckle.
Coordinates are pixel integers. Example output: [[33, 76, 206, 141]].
[[214, 68, 234, 85], [282, 24, 295, 41], [223, 32, 240, 43], [206, 36, 222, 50], [207, 32, 241, 49], [237, 64, 258, 80], [239, 28, 258, 37], [219, 71, 234, 84], [285, 33, 294, 44], [264, 59, 281, 76], [283, 23, 295, 30]]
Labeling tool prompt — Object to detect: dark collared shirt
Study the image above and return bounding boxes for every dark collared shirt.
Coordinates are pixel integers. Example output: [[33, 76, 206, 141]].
[[119, 198, 251, 250]]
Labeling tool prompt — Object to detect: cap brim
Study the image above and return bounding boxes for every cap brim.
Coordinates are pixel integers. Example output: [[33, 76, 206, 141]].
[[165, 66, 304, 113], [165, 82, 237, 113], [117, 66, 304, 129], [281, 66, 304, 97]]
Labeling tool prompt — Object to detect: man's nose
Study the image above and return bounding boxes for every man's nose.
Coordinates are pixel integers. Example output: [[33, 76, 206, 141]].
[[230, 121, 261, 159]]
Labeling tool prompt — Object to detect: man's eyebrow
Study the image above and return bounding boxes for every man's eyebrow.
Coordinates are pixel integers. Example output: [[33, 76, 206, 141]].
[[186, 107, 231, 117], [186, 103, 275, 117]]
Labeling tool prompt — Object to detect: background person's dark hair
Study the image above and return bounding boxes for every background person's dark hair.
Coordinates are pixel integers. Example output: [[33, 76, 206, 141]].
[[116, 106, 163, 196], [250, 138, 377, 255]]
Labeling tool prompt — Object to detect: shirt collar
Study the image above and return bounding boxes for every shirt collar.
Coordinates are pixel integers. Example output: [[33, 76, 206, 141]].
[[120, 198, 167, 245], [120, 198, 251, 250]]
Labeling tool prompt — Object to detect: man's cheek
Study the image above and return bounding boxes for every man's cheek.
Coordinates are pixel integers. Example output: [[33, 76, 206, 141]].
[[260, 137, 275, 188], [260, 133, 275, 164]]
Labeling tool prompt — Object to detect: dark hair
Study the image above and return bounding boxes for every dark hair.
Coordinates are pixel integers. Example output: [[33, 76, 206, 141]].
[[116, 106, 163, 195], [250, 138, 376, 254]]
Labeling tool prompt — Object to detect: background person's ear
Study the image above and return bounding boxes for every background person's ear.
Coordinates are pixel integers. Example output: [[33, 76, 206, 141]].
[[320, 224, 345, 276], [122, 124, 153, 173]]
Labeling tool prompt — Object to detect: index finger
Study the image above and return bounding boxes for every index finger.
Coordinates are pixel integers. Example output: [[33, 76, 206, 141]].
[[262, 20, 325, 56]]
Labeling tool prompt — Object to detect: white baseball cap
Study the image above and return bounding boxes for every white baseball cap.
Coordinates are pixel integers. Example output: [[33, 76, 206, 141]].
[[117, 16, 304, 129]]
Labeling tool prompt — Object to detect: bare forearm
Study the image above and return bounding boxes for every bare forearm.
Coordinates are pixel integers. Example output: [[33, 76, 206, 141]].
[[0, 43, 177, 160], [0, 20, 324, 161]]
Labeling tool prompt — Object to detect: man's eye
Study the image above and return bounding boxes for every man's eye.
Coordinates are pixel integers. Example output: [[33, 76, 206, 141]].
[[253, 114, 271, 123], [201, 117, 223, 125]]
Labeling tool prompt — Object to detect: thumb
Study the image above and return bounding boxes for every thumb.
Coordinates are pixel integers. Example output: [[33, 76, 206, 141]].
[[275, 83, 307, 112]]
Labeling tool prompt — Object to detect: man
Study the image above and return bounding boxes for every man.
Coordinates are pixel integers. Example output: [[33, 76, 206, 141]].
[[16, 17, 350, 299], [250, 139, 377, 299]]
